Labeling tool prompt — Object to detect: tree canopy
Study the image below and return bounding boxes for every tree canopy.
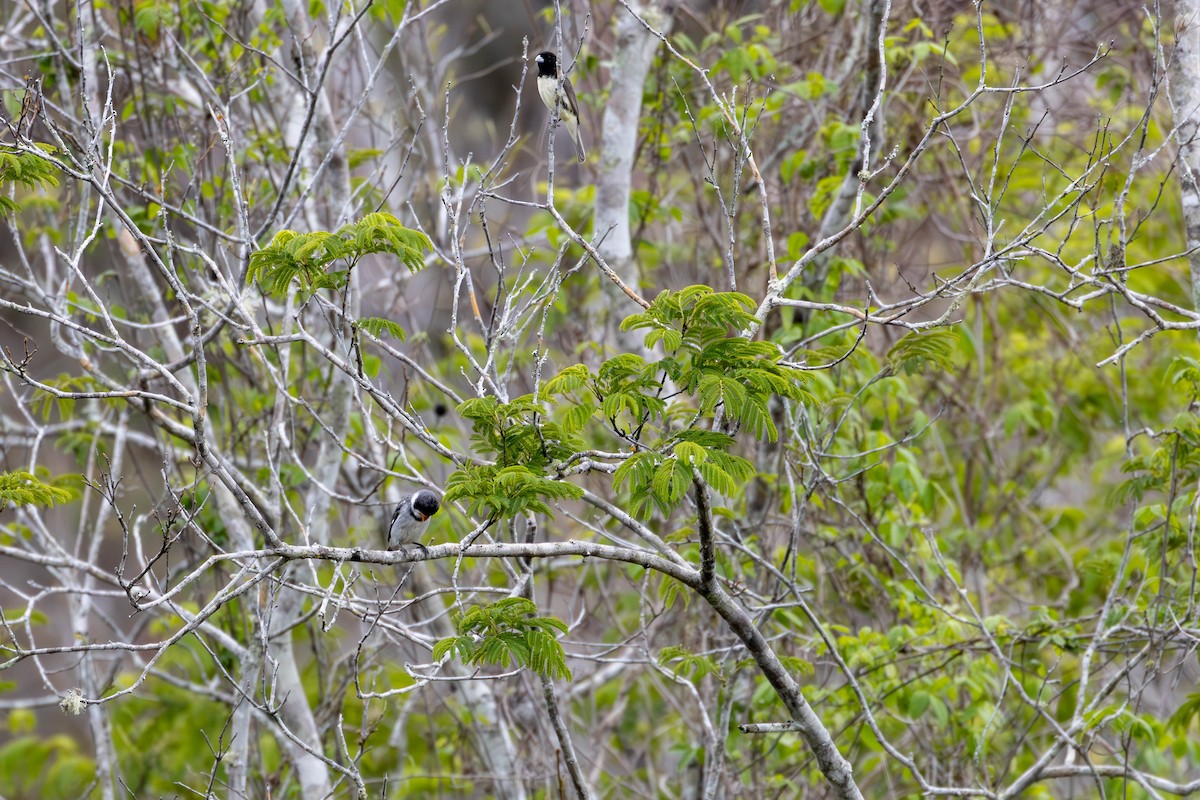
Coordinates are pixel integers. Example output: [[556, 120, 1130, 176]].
[[1, 1, 1199, 798]]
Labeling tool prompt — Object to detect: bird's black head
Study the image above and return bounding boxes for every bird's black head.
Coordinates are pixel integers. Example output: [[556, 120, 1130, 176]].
[[411, 490, 440, 520], [535, 51, 558, 78]]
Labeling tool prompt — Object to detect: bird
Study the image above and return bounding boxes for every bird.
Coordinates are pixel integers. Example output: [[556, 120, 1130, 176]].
[[387, 490, 441, 551], [535, 51, 585, 163]]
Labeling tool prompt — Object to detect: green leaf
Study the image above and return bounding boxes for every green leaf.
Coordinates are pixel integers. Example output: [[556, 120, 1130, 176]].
[[560, 400, 597, 434], [250, 212, 431, 296], [43, 754, 95, 799], [1169, 691, 1200, 732], [673, 440, 708, 466], [886, 327, 962, 376], [444, 464, 582, 519], [651, 457, 692, 507], [434, 598, 571, 680], [908, 690, 930, 717], [0, 147, 59, 215], [355, 316, 407, 341], [659, 645, 723, 682], [542, 364, 590, 396], [0, 471, 74, 510]]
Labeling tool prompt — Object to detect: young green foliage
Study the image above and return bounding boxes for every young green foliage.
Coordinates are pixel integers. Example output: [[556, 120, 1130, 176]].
[[0, 732, 95, 800], [658, 644, 724, 683], [443, 464, 582, 519], [248, 212, 431, 296], [885, 327, 962, 376], [443, 395, 587, 518], [449, 288, 805, 522], [614, 431, 755, 518], [0, 471, 74, 512], [354, 316, 407, 342], [620, 285, 813, 442], [603, 287, 809, 515], [0, 147, 59, 214], [432, 597, 571, 681], [457, 395, 583, 469]]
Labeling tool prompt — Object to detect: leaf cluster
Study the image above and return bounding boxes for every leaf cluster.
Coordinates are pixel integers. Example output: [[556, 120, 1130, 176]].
[[432, 598, 571, 680], [446, 288, 810, 520], [0, 470, 74, 512], [29, 373, 105, 420], [620, 286, 814, 442], [885, 328, 962, 376], [458, 395, 583, 469], [354, 316, 407, 342], [614, 430, 755, 518], [0, 147, 59, 214], [607, 288, 808, 515], [441, 395, 588, 519], [443, 463, 582, 519], [1113, 408, 1200, 508], [248, 212, 431, 296], [658, 644, 723, 683]]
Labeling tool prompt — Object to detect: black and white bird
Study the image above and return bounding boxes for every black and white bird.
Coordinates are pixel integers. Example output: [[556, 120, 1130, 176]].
[[387, 490, 441, 550], [535, 51, 586, 163]]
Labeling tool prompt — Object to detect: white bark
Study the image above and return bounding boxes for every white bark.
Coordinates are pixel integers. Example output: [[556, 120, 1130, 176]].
[[1170, 0, 1200, 314], [593, 2, 672, 278], [588, 1, 674, 349]]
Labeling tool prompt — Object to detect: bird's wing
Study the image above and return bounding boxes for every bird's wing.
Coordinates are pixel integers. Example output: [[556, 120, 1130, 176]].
[[561, 72, 580, 119]]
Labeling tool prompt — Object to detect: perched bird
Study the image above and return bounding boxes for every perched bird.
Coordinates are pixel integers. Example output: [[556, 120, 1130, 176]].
[[535, 51, 585, 163], [387, 490, 441, 551]]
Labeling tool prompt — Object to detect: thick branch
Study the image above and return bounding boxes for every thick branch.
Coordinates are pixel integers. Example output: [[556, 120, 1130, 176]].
[[693, 474, 716, 591], [697, 582, 862, 800]]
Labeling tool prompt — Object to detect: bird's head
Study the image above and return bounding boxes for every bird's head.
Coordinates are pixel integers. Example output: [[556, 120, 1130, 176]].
[[535, 51, 558, 78], [411, 490, 441, 522]]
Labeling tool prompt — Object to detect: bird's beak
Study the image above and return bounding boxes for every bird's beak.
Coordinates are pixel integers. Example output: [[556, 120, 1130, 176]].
[[417, 512, 428, 521]]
